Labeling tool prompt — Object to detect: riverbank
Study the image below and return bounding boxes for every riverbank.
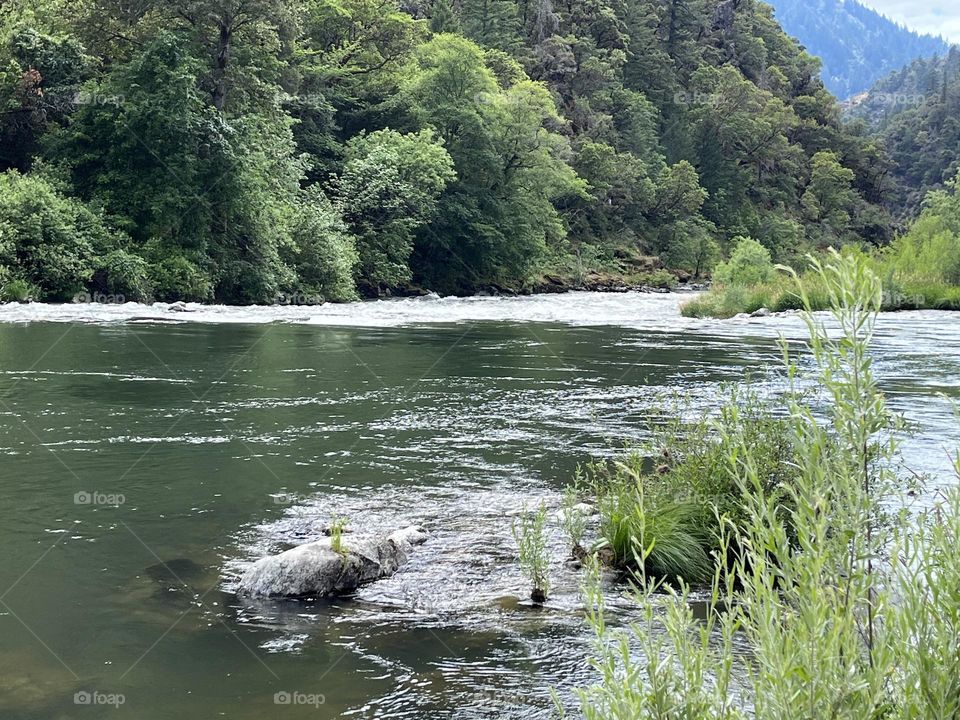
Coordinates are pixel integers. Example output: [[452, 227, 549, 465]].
[[681, 275, 960, 318]]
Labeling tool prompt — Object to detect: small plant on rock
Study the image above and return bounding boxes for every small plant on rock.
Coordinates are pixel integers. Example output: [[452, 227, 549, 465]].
[[513, 502, 551, 604], [329, 516, 348, 555]]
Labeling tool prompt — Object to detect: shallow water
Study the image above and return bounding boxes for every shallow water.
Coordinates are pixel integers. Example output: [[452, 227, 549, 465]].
[[0, 292, 956, 719]]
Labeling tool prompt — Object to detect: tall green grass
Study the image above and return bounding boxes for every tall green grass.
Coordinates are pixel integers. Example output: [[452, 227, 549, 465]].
[[683, 238, 960, 318], [583, 392, 796, 585], [571, 251, 960, 719]]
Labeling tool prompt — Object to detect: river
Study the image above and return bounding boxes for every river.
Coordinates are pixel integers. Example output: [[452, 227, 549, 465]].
[[0, 292, 957, 719]]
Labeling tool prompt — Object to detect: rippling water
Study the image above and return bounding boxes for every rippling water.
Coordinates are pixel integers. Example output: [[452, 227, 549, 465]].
[[0, 292, 956, 719]]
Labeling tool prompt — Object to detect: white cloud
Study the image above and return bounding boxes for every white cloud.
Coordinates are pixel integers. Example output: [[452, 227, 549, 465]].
[[858, 0, 960, 43]]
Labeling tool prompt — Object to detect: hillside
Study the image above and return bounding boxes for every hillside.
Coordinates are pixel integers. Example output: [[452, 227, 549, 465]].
[[845, 48, 960, 216], [766, 0, 950, 99], [0, 0, 890, 302]]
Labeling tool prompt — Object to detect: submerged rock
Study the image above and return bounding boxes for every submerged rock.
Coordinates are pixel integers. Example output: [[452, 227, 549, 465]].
[[751, 307, 772, 317], [238, 526, 428, 598]]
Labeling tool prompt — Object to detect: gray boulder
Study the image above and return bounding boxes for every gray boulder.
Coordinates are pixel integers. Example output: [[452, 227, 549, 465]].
[[238, 526, 428, 598]]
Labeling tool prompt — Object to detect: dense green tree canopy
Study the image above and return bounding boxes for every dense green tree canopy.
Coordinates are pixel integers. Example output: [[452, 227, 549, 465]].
[[0, 0, 914, 301]]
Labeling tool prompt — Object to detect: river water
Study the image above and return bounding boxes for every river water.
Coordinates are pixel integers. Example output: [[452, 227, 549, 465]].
[[0, 292, 957, 719]]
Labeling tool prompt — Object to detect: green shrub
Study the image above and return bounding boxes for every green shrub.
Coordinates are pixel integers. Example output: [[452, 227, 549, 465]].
[[285, 186, 358, 303], [513, 502, 551, 603], [0, 278, 39, 302], [713, 236, 775, 287], [329, 516, 348, 555], [0, 170, 118, 300], [640, 268, 678, 290], [93, 249, 151, 302], [147, 255, 213, 303]]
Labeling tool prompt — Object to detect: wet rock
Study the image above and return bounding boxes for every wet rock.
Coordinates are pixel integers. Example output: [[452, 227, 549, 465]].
[[555, 503, 596, 524], [168, 301, 193, 313], [238, 526, 428, 598], [492, 594, 522, 612], [751, 307, 772, 317]]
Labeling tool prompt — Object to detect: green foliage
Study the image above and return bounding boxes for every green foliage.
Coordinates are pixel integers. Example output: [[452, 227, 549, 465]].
[[0, 169, 115, 300], [686, 179, 960, 318], [429, 0, 459, 34], [404, 33, 585, 291], [584, 391, 797, 584], [559, 486, 588, 554], [801, 150, 858, 243], [286, 186, 358, 302], [93, 249, 151, 302], [713, 236, 775, 287], [882, 173, 960, 285], [512, 502, 550, 602], [147, 255, 213, 303], [853, 48, 960, 217], [333, 128, 455, 294], [461, 0, 521, 52], [575, 252, 960, 720], [0, 0, 909, 301], [329, 516, 347, 555], [0, 277, 39, 302]]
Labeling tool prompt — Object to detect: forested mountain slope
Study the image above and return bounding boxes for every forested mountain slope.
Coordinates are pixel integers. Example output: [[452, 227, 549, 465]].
[[846, 48, 960, 217], [0, 0, 890, 301], [765, 0, 950, 99]]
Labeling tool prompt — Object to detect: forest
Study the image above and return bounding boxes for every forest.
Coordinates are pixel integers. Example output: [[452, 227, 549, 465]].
[[0, 0, 902, 304]]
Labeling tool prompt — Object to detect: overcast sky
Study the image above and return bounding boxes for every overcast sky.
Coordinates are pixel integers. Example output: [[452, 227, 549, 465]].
[[860, 0, 960, 43]]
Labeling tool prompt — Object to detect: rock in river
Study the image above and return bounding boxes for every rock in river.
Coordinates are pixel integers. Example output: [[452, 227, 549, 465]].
[[238, 526, 428, 598]]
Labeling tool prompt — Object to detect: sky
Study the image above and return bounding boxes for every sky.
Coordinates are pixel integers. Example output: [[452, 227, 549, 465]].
[[859, 0, 960, 44]]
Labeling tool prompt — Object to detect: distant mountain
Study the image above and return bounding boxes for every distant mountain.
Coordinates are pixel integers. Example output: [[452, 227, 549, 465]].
[[765, 0, 951, 99]]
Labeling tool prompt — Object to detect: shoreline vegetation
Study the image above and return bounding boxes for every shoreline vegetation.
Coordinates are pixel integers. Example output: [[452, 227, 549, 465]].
[[683, 175, 960, 318], [569, 252, 960, 717]]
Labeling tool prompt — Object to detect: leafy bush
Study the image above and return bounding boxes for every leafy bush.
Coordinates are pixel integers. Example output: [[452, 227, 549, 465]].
[[713, 236, 775, 287], [879, 175, 960, 286], [285, 186, 358, 302], [0, 278, 39, 302], [93, 249, 151, 302], [0, 170, 118, 300], [640, 268, 678, 290], [559, 486, 588, 555], [333, 128, 455, 294], [147, 255, 213, 303]]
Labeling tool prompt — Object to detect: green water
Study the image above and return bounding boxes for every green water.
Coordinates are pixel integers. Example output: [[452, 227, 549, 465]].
[[0, 298, 956, 719]]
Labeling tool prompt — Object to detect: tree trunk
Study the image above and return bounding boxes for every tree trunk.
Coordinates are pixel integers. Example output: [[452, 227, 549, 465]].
[[212, 20, 232, 112]]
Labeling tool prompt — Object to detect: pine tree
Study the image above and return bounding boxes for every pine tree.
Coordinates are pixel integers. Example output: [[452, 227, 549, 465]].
[[461, 0, 521, 52], [430, 0, 459, 34]]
